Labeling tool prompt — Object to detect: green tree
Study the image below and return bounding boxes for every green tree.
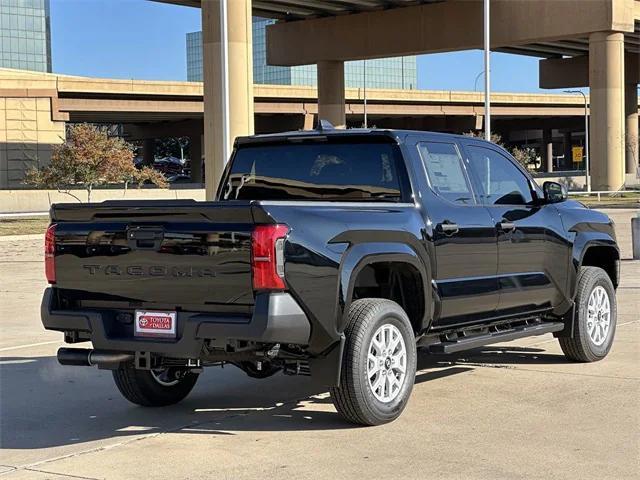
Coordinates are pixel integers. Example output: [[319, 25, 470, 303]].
[[24, 123, 167, 202], [154, 137, 191, 160]]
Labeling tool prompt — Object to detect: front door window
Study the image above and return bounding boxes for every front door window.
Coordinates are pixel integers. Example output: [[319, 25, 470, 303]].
[[465, 146, 533, 206]]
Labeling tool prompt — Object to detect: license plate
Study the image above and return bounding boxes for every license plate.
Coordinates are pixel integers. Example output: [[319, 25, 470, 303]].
[[134, 310, 176, 338]]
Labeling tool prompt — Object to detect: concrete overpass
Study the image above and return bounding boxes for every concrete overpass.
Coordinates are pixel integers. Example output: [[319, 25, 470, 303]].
[[1, 68, 638, 188], [155, 0, 639, 194]]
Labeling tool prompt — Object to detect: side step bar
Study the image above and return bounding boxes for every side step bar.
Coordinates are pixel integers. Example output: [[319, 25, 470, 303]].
[[428, 321, 565, 354]]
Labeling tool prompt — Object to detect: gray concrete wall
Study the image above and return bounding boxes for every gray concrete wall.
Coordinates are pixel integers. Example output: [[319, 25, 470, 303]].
[[0, 188, 205, 214]]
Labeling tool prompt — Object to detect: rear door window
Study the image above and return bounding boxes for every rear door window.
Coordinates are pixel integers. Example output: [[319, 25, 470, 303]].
[[417, 141, 475, 205], [222, 141, 409, 202]]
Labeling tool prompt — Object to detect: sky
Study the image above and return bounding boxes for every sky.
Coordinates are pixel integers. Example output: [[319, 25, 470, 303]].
[[50, 0, 560, 93], [50, 0, 201, 81]]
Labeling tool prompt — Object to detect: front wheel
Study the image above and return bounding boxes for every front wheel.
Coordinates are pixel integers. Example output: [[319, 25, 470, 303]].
[[113, 363, 199, 407], [559, 266, 617, 362], [330, 298, 417, 426]]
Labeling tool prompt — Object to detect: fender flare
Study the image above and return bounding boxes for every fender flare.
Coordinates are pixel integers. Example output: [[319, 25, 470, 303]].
[[569, 236, 620, 298], [555, 236, 620, 338], [336, 241, 431, 334]]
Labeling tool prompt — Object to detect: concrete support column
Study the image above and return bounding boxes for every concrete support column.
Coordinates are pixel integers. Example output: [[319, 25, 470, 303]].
[[563, 131, 572, 170], [202, 0, 254, 200], [317, 60, 345, 128], [625, 82, 638, 174], [589, 32, 625, 191], [190, 134, 203, 184], [543, 129, 553, 172], [142, 138, 154, 166], [303, 112, 314, 130]]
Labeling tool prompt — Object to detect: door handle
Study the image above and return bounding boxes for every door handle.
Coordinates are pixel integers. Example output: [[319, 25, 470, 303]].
[[438, 221, 459, 235], [498, 221, 516, 232]]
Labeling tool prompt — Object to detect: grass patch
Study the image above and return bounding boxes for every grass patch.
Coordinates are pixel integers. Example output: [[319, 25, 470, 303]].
[[575, 193, 640, 208], [0, 217, 50, 236]]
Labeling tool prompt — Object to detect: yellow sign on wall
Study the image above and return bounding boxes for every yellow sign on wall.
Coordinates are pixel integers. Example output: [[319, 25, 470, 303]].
[[572, 146, 583, 163]]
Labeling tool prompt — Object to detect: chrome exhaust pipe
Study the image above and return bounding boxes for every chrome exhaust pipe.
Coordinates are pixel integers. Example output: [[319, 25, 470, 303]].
[[57, 348, 133, 367]]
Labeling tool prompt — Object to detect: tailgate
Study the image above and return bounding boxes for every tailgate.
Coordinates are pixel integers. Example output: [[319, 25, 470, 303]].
[[51, 200, 268, 310]]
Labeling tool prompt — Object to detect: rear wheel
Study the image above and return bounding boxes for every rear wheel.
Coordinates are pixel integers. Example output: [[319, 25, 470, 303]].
[[559, 266, 617, 362], [113, 363, 199, 407], [330, 298, 417, 426]]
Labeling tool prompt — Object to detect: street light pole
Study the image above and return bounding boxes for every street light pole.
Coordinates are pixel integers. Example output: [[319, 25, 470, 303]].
[[474, 70, 484, 92], [220, 0, 230, 163], [363, 60, 367, 128], [483, 0, 491, 141], [565, 90, 590, 192]]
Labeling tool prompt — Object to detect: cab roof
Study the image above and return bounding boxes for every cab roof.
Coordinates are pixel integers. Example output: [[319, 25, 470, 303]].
[[235, 125, 488, 147]]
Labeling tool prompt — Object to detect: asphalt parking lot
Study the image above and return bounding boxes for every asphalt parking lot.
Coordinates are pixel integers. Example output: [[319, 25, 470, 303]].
[[0, 209, 638, 480]]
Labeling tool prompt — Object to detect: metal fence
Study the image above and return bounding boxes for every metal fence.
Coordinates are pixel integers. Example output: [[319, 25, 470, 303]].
[[568, 190, 640, 202]]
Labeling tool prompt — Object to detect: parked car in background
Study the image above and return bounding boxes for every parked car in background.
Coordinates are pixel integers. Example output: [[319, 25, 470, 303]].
[[166, 174, 193, 184], [152, 156, 185, 176]]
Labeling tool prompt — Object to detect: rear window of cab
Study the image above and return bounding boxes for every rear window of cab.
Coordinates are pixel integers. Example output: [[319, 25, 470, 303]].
[[221, 141, 411, 202]]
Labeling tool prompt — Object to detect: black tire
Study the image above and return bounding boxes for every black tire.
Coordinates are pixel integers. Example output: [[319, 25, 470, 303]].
[[112, 363, 199, 407], [330, 298, 417, 426], [559, 266, 617, 362]]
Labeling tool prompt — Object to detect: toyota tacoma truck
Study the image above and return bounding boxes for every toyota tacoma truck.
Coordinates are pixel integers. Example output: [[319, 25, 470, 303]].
[[41, 126, 619, 426]]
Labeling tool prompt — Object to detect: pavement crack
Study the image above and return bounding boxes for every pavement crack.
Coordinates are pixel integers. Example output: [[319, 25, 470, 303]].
[[0, 466, 17, 476], [15, 404, 293, 472], [0, 340, 61, 352], [24, 467, 102, 480], [506, 367, 639, 381], [18, 393, 323, 474], [18, 431, 168, 472], [455, 361, 640, 380]]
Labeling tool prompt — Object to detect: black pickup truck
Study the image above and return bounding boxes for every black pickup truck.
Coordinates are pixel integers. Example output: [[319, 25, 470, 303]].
[[42, 126, 620, 426]]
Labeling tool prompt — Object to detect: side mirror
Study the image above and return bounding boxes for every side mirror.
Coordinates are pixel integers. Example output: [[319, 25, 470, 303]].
[[543, 181, 567, 203]]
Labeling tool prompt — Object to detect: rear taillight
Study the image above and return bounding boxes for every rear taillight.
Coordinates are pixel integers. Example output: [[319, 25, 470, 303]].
[[251, 224, 289, 290], [45, 223, 56, 284]]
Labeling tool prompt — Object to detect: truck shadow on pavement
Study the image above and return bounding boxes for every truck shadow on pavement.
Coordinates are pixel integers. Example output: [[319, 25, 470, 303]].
[[431, 345, 569, 366], [0, 345, 569, 451]]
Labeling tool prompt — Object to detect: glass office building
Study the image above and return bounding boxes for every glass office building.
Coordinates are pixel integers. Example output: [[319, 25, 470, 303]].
[[0, 0, 51, 73], [186, 30, 202, 83], [187, 17, 417, 90]]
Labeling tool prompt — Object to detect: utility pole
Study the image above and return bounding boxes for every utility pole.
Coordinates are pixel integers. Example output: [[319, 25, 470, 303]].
[[363, 59, 368, 128], [483, 0, 491, 141], [220, 0, 230, 162]]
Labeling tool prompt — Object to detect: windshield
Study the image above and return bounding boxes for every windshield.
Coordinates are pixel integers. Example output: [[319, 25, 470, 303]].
[[220, 141, 408, 202]]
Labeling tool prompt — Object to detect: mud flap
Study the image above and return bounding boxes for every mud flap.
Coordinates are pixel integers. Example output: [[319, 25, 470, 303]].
[[308, 335, 345, 387], [553, 304, 576, 338]]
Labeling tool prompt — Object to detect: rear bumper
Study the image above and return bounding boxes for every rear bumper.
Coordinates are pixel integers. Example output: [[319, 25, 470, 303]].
[[41, 288, 311, 358]]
